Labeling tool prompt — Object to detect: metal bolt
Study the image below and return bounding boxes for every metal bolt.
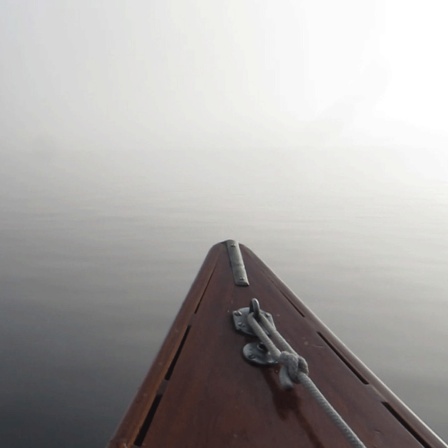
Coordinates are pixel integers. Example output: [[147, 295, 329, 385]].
[[250, 298, 261, 318]]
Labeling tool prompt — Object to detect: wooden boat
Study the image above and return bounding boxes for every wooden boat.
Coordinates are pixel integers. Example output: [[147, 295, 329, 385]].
[[107, 240, 447, 448]]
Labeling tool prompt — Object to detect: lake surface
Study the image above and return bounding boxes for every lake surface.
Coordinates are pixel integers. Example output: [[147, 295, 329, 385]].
[[1, 148, 447, 447]]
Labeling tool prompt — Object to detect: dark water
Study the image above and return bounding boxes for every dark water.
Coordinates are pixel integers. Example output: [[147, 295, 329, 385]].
[[1, 149, 447, 446]]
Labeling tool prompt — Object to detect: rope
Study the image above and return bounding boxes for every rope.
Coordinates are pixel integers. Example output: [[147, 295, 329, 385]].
[[246, 305, 366, 448]]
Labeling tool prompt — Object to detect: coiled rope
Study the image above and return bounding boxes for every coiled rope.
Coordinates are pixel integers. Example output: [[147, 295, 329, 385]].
[[246, 299, 366, 448]]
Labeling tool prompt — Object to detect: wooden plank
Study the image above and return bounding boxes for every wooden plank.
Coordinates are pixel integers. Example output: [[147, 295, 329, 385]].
[[107, 244, 221, 448], [241, 245, 446, 447], [107, 241, 447, 448]]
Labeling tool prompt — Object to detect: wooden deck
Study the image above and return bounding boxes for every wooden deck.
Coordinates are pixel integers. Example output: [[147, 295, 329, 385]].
[[107, 241, 447, 448]]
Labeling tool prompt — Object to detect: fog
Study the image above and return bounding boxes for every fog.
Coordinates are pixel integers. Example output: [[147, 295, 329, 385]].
[[1, 2, 448, 446], [2, 1, 447, 153]]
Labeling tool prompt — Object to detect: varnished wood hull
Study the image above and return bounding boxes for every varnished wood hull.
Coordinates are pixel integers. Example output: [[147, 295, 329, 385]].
[[107, 241, 447, 448]]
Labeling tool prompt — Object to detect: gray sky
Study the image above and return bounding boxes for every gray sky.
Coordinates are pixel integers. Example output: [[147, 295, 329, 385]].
[[1, 1, 448, 158]]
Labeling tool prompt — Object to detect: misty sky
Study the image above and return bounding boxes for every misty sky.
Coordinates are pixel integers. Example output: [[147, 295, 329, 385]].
[[1, 0, 448, 158]]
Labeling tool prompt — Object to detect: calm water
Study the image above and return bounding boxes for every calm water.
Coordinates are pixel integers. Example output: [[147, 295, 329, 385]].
[[1, 148, 447, 446]]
